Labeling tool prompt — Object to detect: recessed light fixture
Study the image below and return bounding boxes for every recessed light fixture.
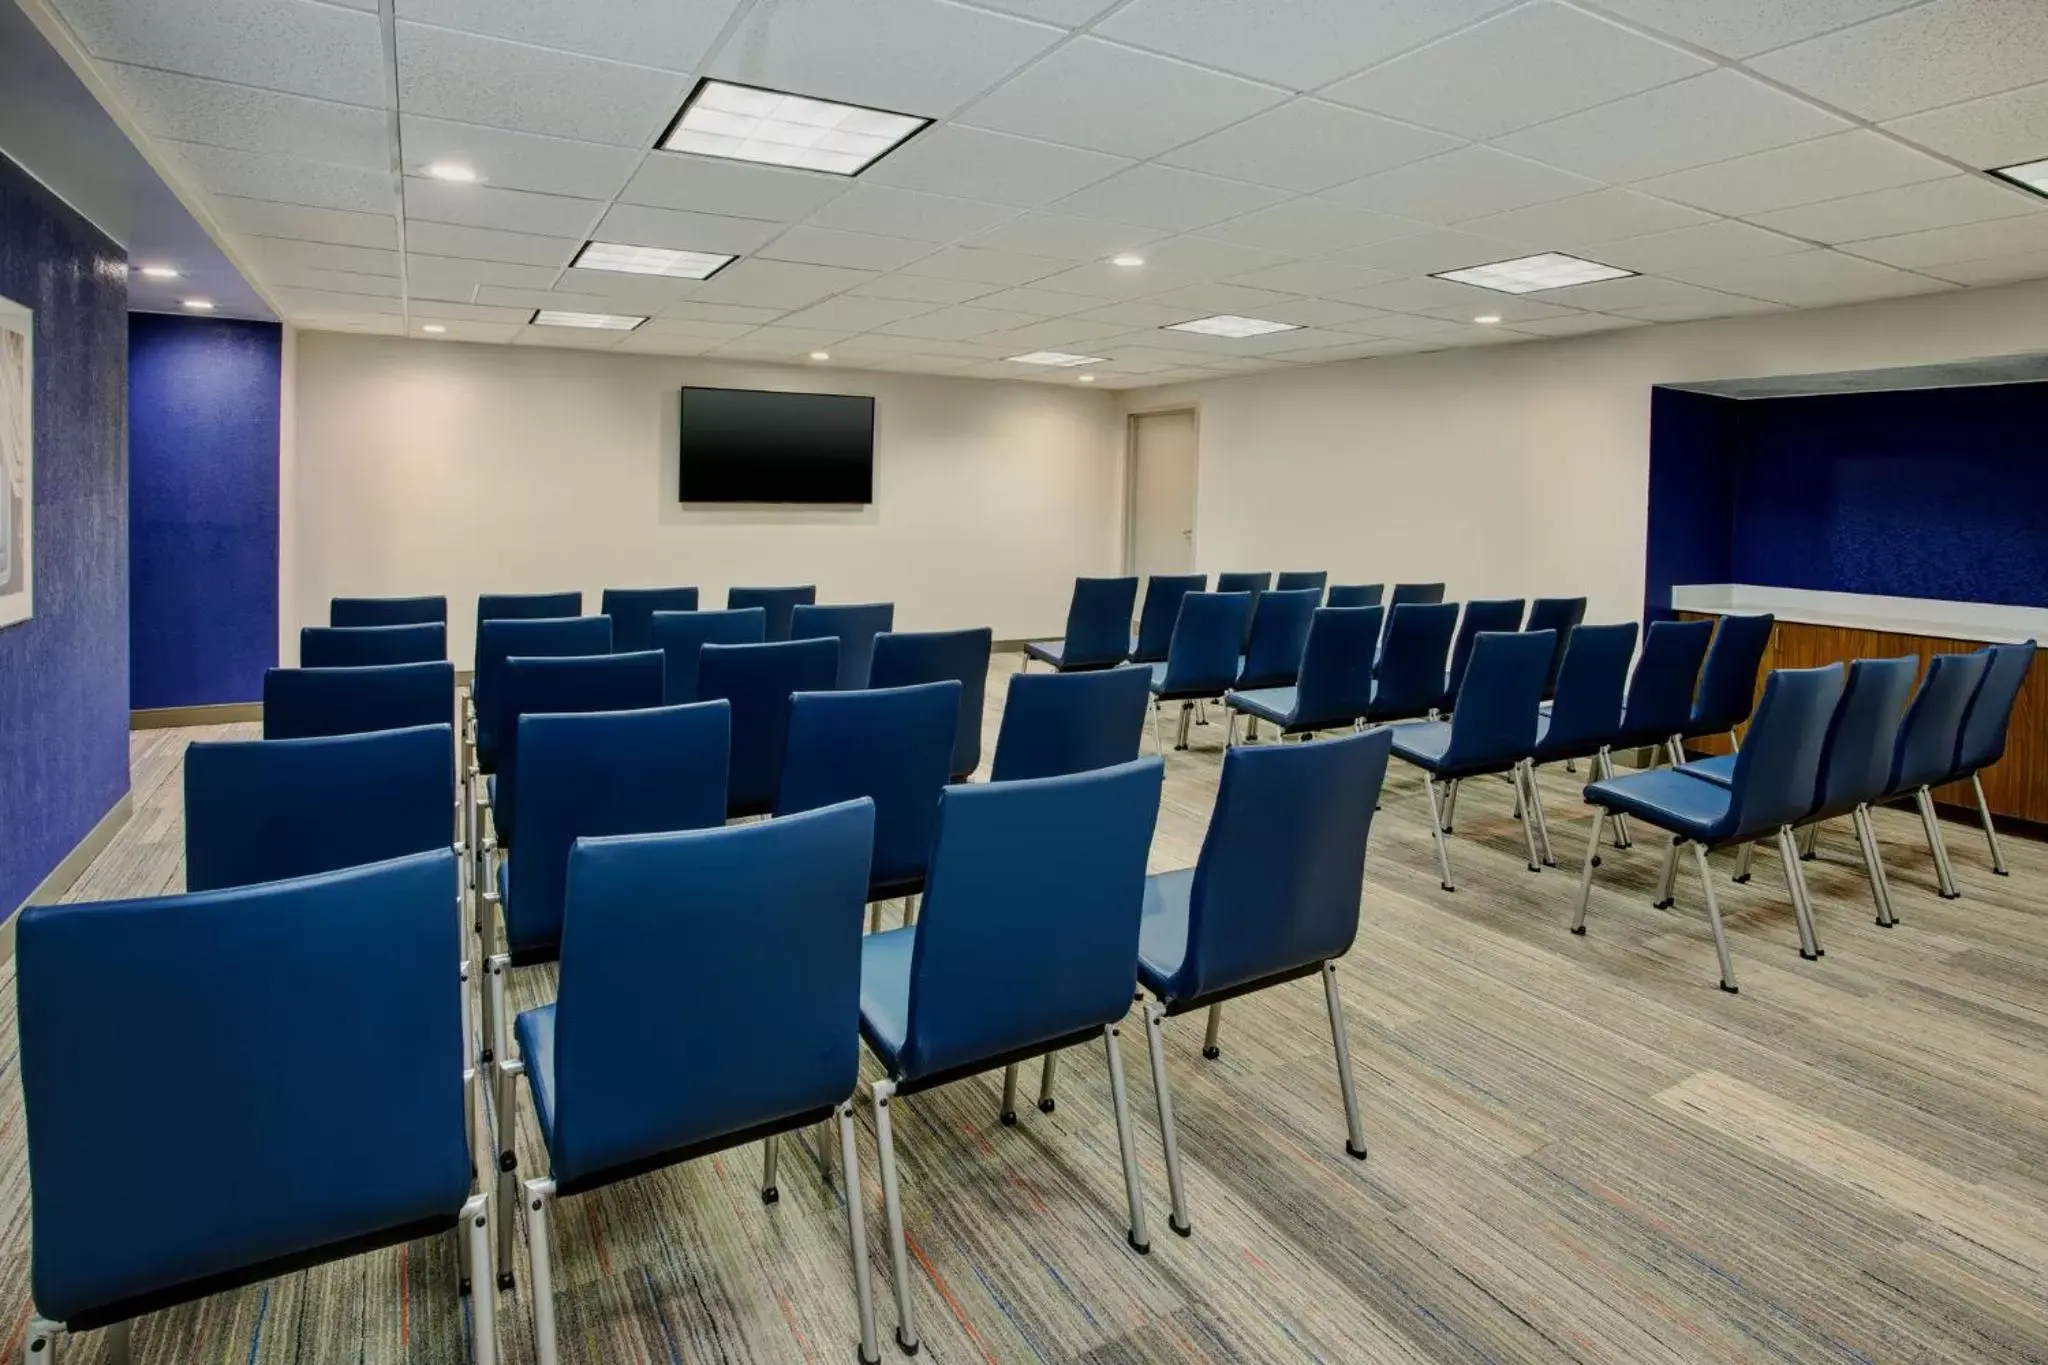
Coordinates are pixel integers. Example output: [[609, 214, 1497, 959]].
[[810, 351, 830, 361], [1007, 351, 1105, 367], [181, 298, 215, 311], [424, 161, 478, 183], [1111, 254, 1145, 268], [1078, 374, 1097, 382], [1434, 252, 1633, 295], [421, 324, 447, 334], [1990, 158, 2048, 198], [1474, 314, 1502, 325], [138, 264, 180, 279], [571, 240, 735, 280], [660, 78, 928, 176], [1163, 315, 1300, 338], [530, 310, 646, 331]]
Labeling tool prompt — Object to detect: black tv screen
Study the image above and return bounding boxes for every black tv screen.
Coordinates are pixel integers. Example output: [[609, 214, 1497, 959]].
[[679, 386, 874, 504]]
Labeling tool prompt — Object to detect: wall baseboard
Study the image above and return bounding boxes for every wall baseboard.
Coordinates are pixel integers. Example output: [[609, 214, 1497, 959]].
[[1, 791, 134, 962], [131, 701, 262, 729]]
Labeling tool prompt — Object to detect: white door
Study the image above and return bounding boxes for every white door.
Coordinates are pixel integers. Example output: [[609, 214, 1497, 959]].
[[1128, 410, 1197, 578]]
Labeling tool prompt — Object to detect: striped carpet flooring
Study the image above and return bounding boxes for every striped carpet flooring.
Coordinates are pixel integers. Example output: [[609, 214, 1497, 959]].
[[4, 652, 2047, 1363]]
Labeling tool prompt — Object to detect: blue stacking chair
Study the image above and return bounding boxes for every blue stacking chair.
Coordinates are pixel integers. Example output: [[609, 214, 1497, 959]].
[[1524, 596, 1587, 700], [1874, 651, 1993, 900], [301, 621, 446, 667], [1025, 576, 1139, 672], [648, 606, 765, 704], [475, 592, 583, 664], [1389, 631, 1555, 889], [17, 850, 495, 1364], [1130, 574, 1206, 663], [1597, 617, 1715, 851], [869, 627, 993, 781], [1364, 601, 1458, 725], [857, 758, 1164, 1352], [487, 652, 666, 851], [501, 804, 882, 1365], [1945, 640, 2037, 877], [1521, 623, 1638, 865], [1225, 605, 1382, 742], [1683, 614, 1775, 749], [1274, 570, 1327, 600], [1440, 598, 1526, 712], [472, 617, 613, 773], [331, 594, 446, 626], [698, 638, 840, 817], [1327, 583, 1384, 609], [264, 660, 455, 739], [1148, 591, 1253, 752], [1573, 665, 1846, 990], [990, 665, 1152, 781], [1384, 582, 1447, 647], [728, 584, 817, 641], [791, 601, 896, 690], [1135, 730, 1391, 1232], [600, 585, 699, 653], [1216, 571, 1271, 650], [1235, 587, 1320, 692]]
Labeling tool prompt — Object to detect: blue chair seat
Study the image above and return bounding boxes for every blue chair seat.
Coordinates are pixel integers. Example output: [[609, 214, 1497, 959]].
[[1226, 686, 1296, 727], [1678, 754, 1737, 787], [1024, 640, 1067, 667], [1583, 769, 1731, 840], [1387, 719, 1453, 769], [514, 1004, 560, 1151], [857, 927, 916, 1069], [1135, 867, 1194, 990]]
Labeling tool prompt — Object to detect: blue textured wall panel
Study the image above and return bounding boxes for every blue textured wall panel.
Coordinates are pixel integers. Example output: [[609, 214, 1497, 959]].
[[128, 313, 279, 708], [1643, 386, 1740, 624], [0, 152, 131, 914]]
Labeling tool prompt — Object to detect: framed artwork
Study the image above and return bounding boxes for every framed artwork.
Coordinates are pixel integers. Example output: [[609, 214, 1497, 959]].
[[0, 293, 30, 629]]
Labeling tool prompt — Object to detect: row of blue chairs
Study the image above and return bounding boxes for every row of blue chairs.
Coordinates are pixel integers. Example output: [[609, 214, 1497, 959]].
[[331, 585, 827, 646]]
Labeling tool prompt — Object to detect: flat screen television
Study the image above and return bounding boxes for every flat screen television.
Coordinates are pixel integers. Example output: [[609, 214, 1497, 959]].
[[678, 385, 874, 504]]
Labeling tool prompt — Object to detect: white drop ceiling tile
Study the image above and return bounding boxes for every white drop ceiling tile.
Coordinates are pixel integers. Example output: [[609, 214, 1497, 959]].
[[399, 117, 643, 202], [216, 198, 397, 249], [1596, 221, 1813, 273], [1631, 131, 1958, 218], [1588, 0, 1922, 59], [407, 321, 523, 343], [1073, 301, 1201, 329], [406, 222, 584, 268], [1200, 200, 1423, 256], [711, 0, 1064, 115], [808, 186, 1022, 244], [1750, 177, 2046, 244], [871, 306, 1045, 340], [715, 326, 858, 356], [1051, 165, 1290, 233], [1457, 188, 1713, 247], [1883, 81, 2048, 168], [595, 204, 786, 254], [262, 265, 403, 298], [1337, 275, 1532, 313], [1220, 260, 1396, 296], [1665, 250, 1952, 305], [399, 300, 534, 324], [1321, 2, 1709, 140], [774, 296, 939, 331], [809, 334, 933, 357], [958, 0, 1122, 24], [475, 286, 657, 313], [1262, 301, 1415, 331], [1614, 293, 1789, 322], [656, 301, 789, 324], [1840, 214, 2048, 269], [242, 238, 401, 276], [1033, 238, 1297, 297], [639, 318, 759, 340], [101, 64, 388, 169], [865, 125, 1130, 207], [1495, 70, 1851, 184], [296, 314, 405, 335], [1323, 227, 1528, 276], [849, 274, 996, 304], [1538, 273, 1756, 312], [1160, 100, 1459, 194], [961, 37, 1289, 160], [55, 0, 386, 105], [757, 226, 938, 272], [513, 326, 628, 349], [1919, 248, 2048, 286], [1320, 146, 1601, 225], [894, 339, 1017, 359], [395, 21, 687, 146], [689, 260, 877, 309], [274, 288, 406, 316], [899, 246, 1068, 285], [969, 287, 1117, 317], [619, 156, 849, 222], [1749, 0, 2048, 121], [553, 270, 710, 305], [1417, 297, 1572, 324], [867, 353, 980, 373], [973, 317, 1133, 349], [1140, 282, 1302, 316], [966, 214, 1166, 261], [164, 141, 394, 214], [403, 180, 604, 239], [395, 0, 741, 69], [611, 333, 723, 356], [406, 254, 563, 300], [1507, 313, 1647, 336], [1096, 0, 1516, 89]]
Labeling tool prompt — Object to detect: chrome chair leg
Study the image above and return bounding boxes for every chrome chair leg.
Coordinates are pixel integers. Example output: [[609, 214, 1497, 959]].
[[1423, 775, 1456, 891], [1176, 702, 1193, 750], [1853, 805, 1897, 927], [1242, 714, 1255, 743], [465, 1191, 499, 1365], [1038, 1052, 1058, 1112], [1195, 698, 1209, 727], [1688, 841, 1739, 993], [1973, 773, 2009, 875], [1596, 748, 1632, 847], [1526, 764, 1557, 866], [1914, 786, 1962, 898], [1323, 962, 1368, 1160], [1441, 778, 1461, 832], [1000, 1063, 1020, 1124], [1513, 763, 1541, 872], [1775, 826, 1821, 960], [1202, 1003, 1223, 1059], [1733, 839, 1755, 883], [1653, 834, 1681, 909], [1798, 822, 1820, 859], [24, 1318, 58, 1365], [1101, 1023, 1151, 1253], [1570, 809, 1607, 935], [523, 1180, 560, 1365], [870, 1079, 918, 1354], [1150, 703, 1165, 757], [761, 1135, 780, 1204], [838, 1101, 882, 1365], [493, 1056, 523, 1287], [1141, 999, 1191, 1235]]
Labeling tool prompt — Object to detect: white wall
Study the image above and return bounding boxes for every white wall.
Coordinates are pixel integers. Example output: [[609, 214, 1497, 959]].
[[1124, 278, 2048, 625], [291, 332, 1124, 664]]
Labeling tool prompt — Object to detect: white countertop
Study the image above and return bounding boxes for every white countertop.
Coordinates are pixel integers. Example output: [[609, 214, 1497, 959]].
[[1671, 585, 2046, 645]]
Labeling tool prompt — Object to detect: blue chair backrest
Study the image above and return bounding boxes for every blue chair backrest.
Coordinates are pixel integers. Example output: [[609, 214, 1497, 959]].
[[1289, 606, 1383, 729], [549, 802, 873, 1187], [600, 586, 699, 654], [1369, 601, 1458, 720], [1055, 576, 1140, 667], [897, 758, 1163, 1081], [504, 702, 731, 960], [1952, 640, 2037, 776], [1524, 596, 1587, 696], [18, 850, 467, 1327], [496, 652, 666, 844], [1216, 572, 1271, 649], [777, 683, 958, 893], [1327, 583, 1384, 609], [185, 725, 454, 893], [790, 601, 896, 689], [1443, 598, 1527, 708], [473, 616, 612, 754], [476, 591, 583, 652], [1533, 622, 1636, 759], [331, 594, 445, 627], [1274, 571, 1327, 599], [1811, 655, 1918, 819], [263, 661, 453, 740], [300, 622, 445, 668], [1440, 631, 1552, 770], [1690, 613, 1775, 734], [1722, 665, 1845, 836], [697, 638, 840, 816], [1888, 651, 1991, 794], [991, 665, 1151, 782], [1171, 730, 1390, 1002], [1131, 574, 1206, 663], [869, 627, 993, 779], [727, 585, 816, 641], [1618, 618, 1714, 744], [1157, 592, 1253, 697], [1389, 582, 1446, 607], [648, 607, 765, 704], [1237, 588, 1319, 688]]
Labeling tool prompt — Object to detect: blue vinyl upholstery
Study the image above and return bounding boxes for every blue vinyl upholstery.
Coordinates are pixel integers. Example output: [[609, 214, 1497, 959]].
[[18, 851, 468, 1327], [600, 586, 699, 654], [727, 585, 817, 642], [1886, 652, 1991, 795], [648, 607, 765, 705], [1130, 574, 1206, 663], [1025, 576, 1139, 671], [1803, 655, 1918, 820], [330, 595, 446, 627], [1529, 622, 1637, 764], [1139, 731, 1388, 1006], [1226, 605, 1381, 734], [472, 616, 613, 764], [1686, 613, 1775, 739], [300, 622, 446, 668], [492, 652, 666, 845], [524, 802, 874, 1189], [476, 592, 583, 658], [858, 759, 1163, 1084], [1951, 640, 2038, 778], [1365, 602, 1458, 724], [263, 661, 454, 740], [1391, 631, 1552, 779], [1216, 572, 1271, 650], [790, 601, 896, 690], [501, 703, 730, 961], [1150, 592, 1253, 701], [1612, 618, 1714, 751], [1326, 584, 1384, 609], [1441, 599, 1527, 711], [1274, 571, 1327, 599], [777, 683, 958, 898], [185, 725, 453, 892], [868, 628, 993, 780], [697, 638, 840, 818], [1235, 588, 1319, 689], [1524, 597, 1587, 699], [990, 665, 1151, 782]]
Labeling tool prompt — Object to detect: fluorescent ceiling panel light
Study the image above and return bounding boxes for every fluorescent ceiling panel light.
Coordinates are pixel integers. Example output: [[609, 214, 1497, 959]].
[[1433, 252, 1633, 295], [1163, 315, 1300, 338], [572, 240, 735, 280], [181, 298, 215, 310], [530, 310, 645, 330], [138, 264, 180, 279], [1474, 314, 1502, 324], [1007, 351, 1104, 366], [1990, 158, 2048, 198], [660, 79, 928, 176], [423, 161, 478, 183], [421, 324, 447, 334]]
